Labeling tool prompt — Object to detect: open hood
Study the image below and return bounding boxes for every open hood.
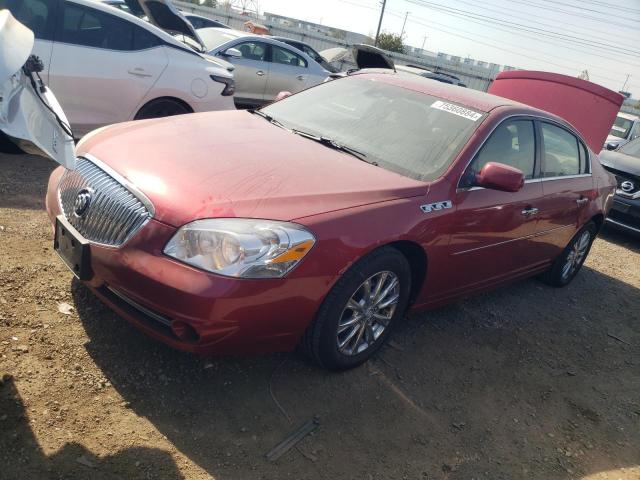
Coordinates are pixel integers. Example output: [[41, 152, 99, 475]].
[[0, 11, 75, 168], [320, 44, 395, 70], [488, 71, 624, 152], [125, 0, 207, 51]]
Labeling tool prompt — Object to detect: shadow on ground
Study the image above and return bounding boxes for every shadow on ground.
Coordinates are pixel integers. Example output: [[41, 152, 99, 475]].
[[67, 264, 640, 480], [0, 377, 183, 480]]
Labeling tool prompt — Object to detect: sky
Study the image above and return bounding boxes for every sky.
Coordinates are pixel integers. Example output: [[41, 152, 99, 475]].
[[254, 0, 640, 97]]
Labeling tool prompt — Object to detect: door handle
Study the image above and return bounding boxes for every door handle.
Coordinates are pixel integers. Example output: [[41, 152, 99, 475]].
[[256, 70, 264, 76], [127, 68, 153, 78], [296, 75, 305, 81], [576, 197, 588, 206], [521, 207, 539, 217]]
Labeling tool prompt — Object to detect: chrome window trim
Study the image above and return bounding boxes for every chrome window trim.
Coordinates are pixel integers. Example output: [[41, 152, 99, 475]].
[[82, 153, 156, 217], [456, 113, 592, 191]]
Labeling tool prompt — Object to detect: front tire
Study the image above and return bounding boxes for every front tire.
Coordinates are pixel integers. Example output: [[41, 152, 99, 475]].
[[543, 221, 596, 287], [301, 247, 412, 370]]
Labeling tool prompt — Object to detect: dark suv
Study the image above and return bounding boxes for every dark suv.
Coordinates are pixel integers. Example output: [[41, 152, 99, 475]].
[[599, 137, 640, 235]]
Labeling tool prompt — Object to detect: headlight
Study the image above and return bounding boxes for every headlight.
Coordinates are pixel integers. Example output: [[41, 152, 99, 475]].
[[164, 219, 315, 278]]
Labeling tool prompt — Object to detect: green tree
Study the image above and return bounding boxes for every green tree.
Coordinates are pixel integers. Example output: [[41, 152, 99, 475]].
[[376, 32, 404, 54]]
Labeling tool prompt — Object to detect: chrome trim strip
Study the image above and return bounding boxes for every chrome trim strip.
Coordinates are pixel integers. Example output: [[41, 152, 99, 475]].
[[107, 287, 172, 327], [452, 224, 573, 255], [606, 218, 640, 234], [457, 114, 592, 190], [83, 153, 156, 216]]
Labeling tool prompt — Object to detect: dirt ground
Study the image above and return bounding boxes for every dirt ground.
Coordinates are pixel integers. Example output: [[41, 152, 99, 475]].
[[1, 152, 639, 480]]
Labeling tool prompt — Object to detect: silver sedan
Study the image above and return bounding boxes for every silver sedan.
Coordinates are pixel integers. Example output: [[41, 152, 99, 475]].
[[198, 28, 330, 107]]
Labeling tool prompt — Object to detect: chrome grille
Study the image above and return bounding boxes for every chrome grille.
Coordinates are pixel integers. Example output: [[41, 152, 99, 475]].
[[58, 156, 153, 246]]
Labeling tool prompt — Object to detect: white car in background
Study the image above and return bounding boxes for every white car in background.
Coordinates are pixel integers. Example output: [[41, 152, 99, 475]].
[[0, 0, 235, 136], [197, 28, 330, 108], [605, 111, 640, 151]]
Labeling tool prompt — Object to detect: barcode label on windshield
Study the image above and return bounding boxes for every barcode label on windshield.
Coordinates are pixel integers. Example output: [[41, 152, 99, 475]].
[[431, 101, 482, 121]]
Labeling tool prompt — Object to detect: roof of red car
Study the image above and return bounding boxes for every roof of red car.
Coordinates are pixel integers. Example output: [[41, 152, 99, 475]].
[[355, 71, 527, 113]]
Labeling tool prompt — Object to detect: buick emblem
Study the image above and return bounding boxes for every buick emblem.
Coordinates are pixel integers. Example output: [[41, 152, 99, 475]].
[[73, 188, 93, 217], [620, 180, 634, 193]]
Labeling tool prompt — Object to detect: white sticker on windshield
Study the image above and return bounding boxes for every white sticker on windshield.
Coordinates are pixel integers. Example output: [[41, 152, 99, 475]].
[[611, 125, 626, 132], [431, 101, 482, 121]]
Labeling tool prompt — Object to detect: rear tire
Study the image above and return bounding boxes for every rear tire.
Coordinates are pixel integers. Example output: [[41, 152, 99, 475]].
[[301, 247, 412, 370], [542, 221, 596, 287], [134, 98, 191, 120]]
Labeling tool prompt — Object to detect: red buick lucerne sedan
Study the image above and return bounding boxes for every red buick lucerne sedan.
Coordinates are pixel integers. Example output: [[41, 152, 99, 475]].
[[46, 72, 616, 370]]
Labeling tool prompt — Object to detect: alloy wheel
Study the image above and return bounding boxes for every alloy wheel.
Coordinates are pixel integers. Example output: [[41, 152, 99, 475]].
[[336, 271, 400, 356], [561, 230, 591, 281]]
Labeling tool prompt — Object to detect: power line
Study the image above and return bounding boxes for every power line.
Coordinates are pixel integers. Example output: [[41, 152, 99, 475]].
[[397, 7, 640, 69], [454, 0, 640, 45], [336, 0, 637, 89], [579, 0, 640, 15], [531, 0, 640, 19], [498, 0, 640, 30], [406, 0, 640, 57]]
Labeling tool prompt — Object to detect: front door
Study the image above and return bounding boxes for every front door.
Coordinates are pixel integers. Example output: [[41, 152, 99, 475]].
[[224, 40, 269, 106], [48, 1, 167, 135], [442, 118, 545, 296]]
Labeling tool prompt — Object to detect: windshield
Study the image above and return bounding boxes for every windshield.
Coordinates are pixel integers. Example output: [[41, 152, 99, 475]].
[[610, 115, 635, 139], [261, 76, 485, 181], [620, 137, 640, 159]]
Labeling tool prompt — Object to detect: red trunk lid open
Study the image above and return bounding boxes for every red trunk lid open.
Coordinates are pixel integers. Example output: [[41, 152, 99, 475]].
[[488, 71, 624, 152]]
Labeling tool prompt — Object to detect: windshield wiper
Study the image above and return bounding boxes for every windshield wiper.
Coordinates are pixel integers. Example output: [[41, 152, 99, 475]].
[[247, 109, 286, 129], [290, 129, 376, 165]]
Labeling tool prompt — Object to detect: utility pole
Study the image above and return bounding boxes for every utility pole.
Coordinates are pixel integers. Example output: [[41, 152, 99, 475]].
[[421, 35, 427, 51], [400, 11, 410, 38], [621, 74, 630, 92], [374, 0, 387, 46]]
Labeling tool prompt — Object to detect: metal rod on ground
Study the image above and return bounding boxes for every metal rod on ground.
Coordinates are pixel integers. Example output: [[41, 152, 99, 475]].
[[374, 0, 387, 46], [265, 419, 319, 462]]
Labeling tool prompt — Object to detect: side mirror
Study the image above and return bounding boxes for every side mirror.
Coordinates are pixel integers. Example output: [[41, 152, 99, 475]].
[[222, 47, 242, 58], [605, 142, 618, 151], [475, 162, 524, 192], [275, 91, 292, 102]]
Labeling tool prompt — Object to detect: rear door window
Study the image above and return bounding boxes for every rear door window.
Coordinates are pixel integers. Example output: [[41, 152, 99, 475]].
[[57, 1, 134, 51], [461, 119, 536, 186], [0, 0, 56, 40], [270, 45, 307, 68], [541, 123, 581, 177]]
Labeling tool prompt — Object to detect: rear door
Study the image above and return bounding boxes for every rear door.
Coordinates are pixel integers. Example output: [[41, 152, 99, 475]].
[[48, 1, 168, 135], [0, 0, 58, 81], [445, 118, 545, 294], [532, 121, 594, 260], [265, 43, 311, 100], [226, 40, 269, 105]]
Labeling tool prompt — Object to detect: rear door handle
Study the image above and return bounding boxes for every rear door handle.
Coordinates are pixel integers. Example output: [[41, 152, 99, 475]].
[[256, 70, 264, 76], [521, 207, 539, 217], [296, 75, 305, 81], [576, 198, 588, 206], [128, 68, 153, 78]]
